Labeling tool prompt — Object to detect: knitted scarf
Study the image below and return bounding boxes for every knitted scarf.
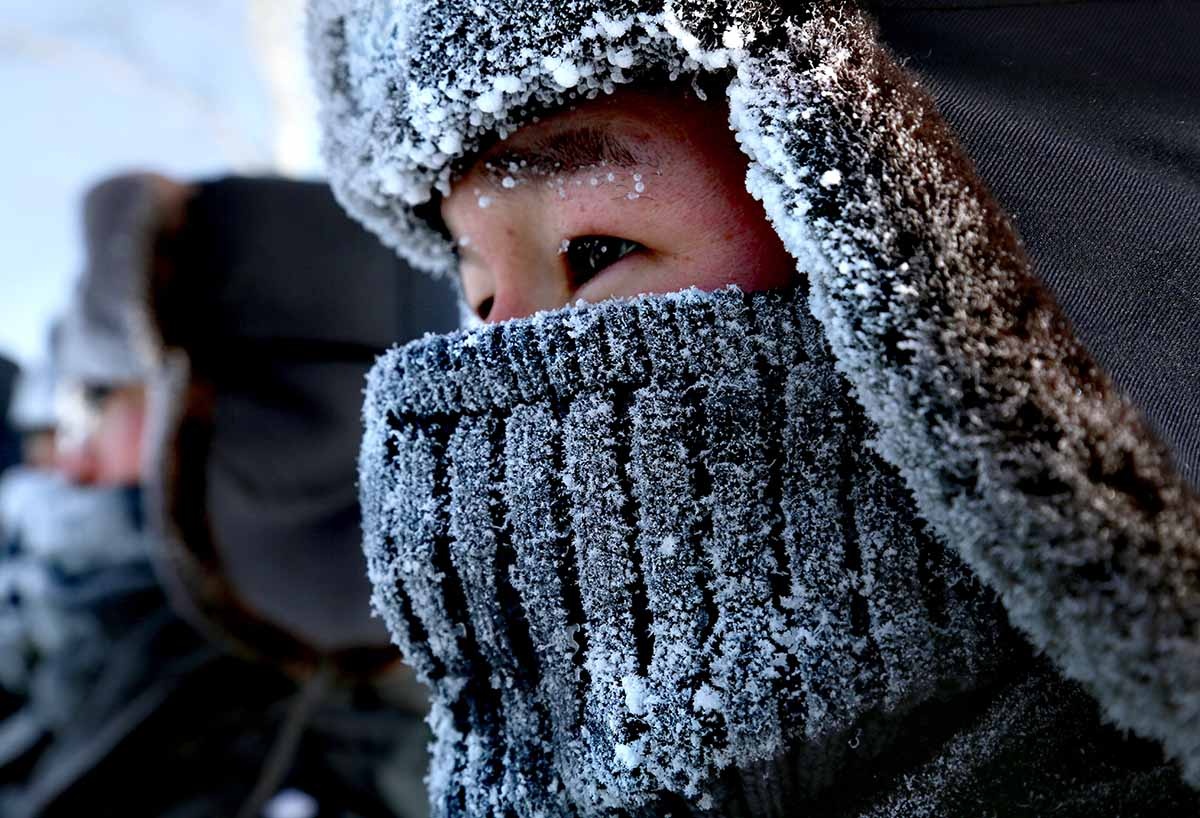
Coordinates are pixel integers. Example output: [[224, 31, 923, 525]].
[[360, 284, 1018, 816]]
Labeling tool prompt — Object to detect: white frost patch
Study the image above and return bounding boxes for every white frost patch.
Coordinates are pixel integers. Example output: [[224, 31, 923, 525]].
[[610, 48, 635, 69], [552, 61, 580, 89], [476, 88, 504, 114], [614, 741, 643, 770], [263, 790, 318, 818], [819, 169, 843, 189], [494, 74, 522, 94], [693, 684, 724, 713], [437, 132, 462, 155], [594, 13, 633, 39], [621, 673, 648, 715]]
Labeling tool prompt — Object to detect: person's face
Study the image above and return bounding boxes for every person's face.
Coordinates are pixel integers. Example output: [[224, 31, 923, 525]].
[[22, 430, 58, 471], [56, 383, 146, 486], [441, 85, 795, 324]]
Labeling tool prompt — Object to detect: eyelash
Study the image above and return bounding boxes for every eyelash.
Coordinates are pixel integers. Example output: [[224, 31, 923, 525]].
[[563, 235, 644, 288]]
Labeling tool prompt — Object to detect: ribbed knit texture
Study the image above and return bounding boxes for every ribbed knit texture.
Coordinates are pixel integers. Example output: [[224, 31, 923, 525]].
[[360, 286, 1012, 817]]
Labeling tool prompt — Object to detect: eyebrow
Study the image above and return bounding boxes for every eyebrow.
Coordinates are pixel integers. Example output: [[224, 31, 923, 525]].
[[481, 126, 656, 182]]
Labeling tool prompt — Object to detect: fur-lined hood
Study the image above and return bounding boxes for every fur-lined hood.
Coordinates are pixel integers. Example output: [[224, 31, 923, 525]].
[[310, 0, 1200, 789], [62, 174, 460, 676], [143, 176, 460, 675]]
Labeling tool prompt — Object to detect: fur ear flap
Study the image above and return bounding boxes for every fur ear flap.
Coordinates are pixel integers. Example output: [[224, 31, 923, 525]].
[[58, 174, 191, 386], [733, 3, 1200, 783]]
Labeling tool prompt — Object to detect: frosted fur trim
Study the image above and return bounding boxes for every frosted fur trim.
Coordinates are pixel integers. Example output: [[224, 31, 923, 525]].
[[361, 285, 1013, 815], [727, 5, 1200, 785], [313, 0, 1200, 789]]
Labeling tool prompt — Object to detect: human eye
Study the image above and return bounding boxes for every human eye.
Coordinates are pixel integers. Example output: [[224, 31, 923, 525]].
[[562, 235, 645, 289]]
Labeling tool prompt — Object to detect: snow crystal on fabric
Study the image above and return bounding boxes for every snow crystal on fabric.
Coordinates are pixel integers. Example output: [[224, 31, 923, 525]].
[[360, 286, 1011, 816]]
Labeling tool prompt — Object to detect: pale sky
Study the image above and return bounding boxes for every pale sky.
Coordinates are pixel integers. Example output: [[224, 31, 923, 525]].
[[0, 0, 321, 368]]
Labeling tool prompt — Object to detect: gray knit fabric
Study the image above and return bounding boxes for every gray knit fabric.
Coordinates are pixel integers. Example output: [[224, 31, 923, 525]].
[[360, 285, 1017, 816]]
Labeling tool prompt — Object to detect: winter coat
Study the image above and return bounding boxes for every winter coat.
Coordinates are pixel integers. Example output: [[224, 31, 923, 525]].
[[308, 1, 1200, 816], [0, 476, 154, 801], [873, 0, 1200, 489]]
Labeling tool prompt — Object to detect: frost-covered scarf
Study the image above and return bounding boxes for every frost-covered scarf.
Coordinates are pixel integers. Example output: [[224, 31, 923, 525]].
[[312, 0, 1200, 796], [360, 284, 1019, 815]]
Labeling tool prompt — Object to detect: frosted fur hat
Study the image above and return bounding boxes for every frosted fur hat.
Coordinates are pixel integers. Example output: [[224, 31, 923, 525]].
[[311, 0, 1200, 798], [57, 173, 185, 386]]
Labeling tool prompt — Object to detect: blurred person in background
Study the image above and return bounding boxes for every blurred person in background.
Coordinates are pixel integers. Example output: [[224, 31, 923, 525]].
[[0, 321, 156, 799], [5, 351, 58, 474], [4, 171, 457, 818]]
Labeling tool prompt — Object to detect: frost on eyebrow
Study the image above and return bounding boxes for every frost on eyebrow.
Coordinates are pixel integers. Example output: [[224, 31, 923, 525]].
[[481, 126, 657, 183]]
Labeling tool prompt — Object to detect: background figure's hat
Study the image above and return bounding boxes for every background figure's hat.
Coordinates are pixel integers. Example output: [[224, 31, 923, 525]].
[[8, 322, 62, 433], [57, 173, 187, 386], [143, 175, 458, 675]]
